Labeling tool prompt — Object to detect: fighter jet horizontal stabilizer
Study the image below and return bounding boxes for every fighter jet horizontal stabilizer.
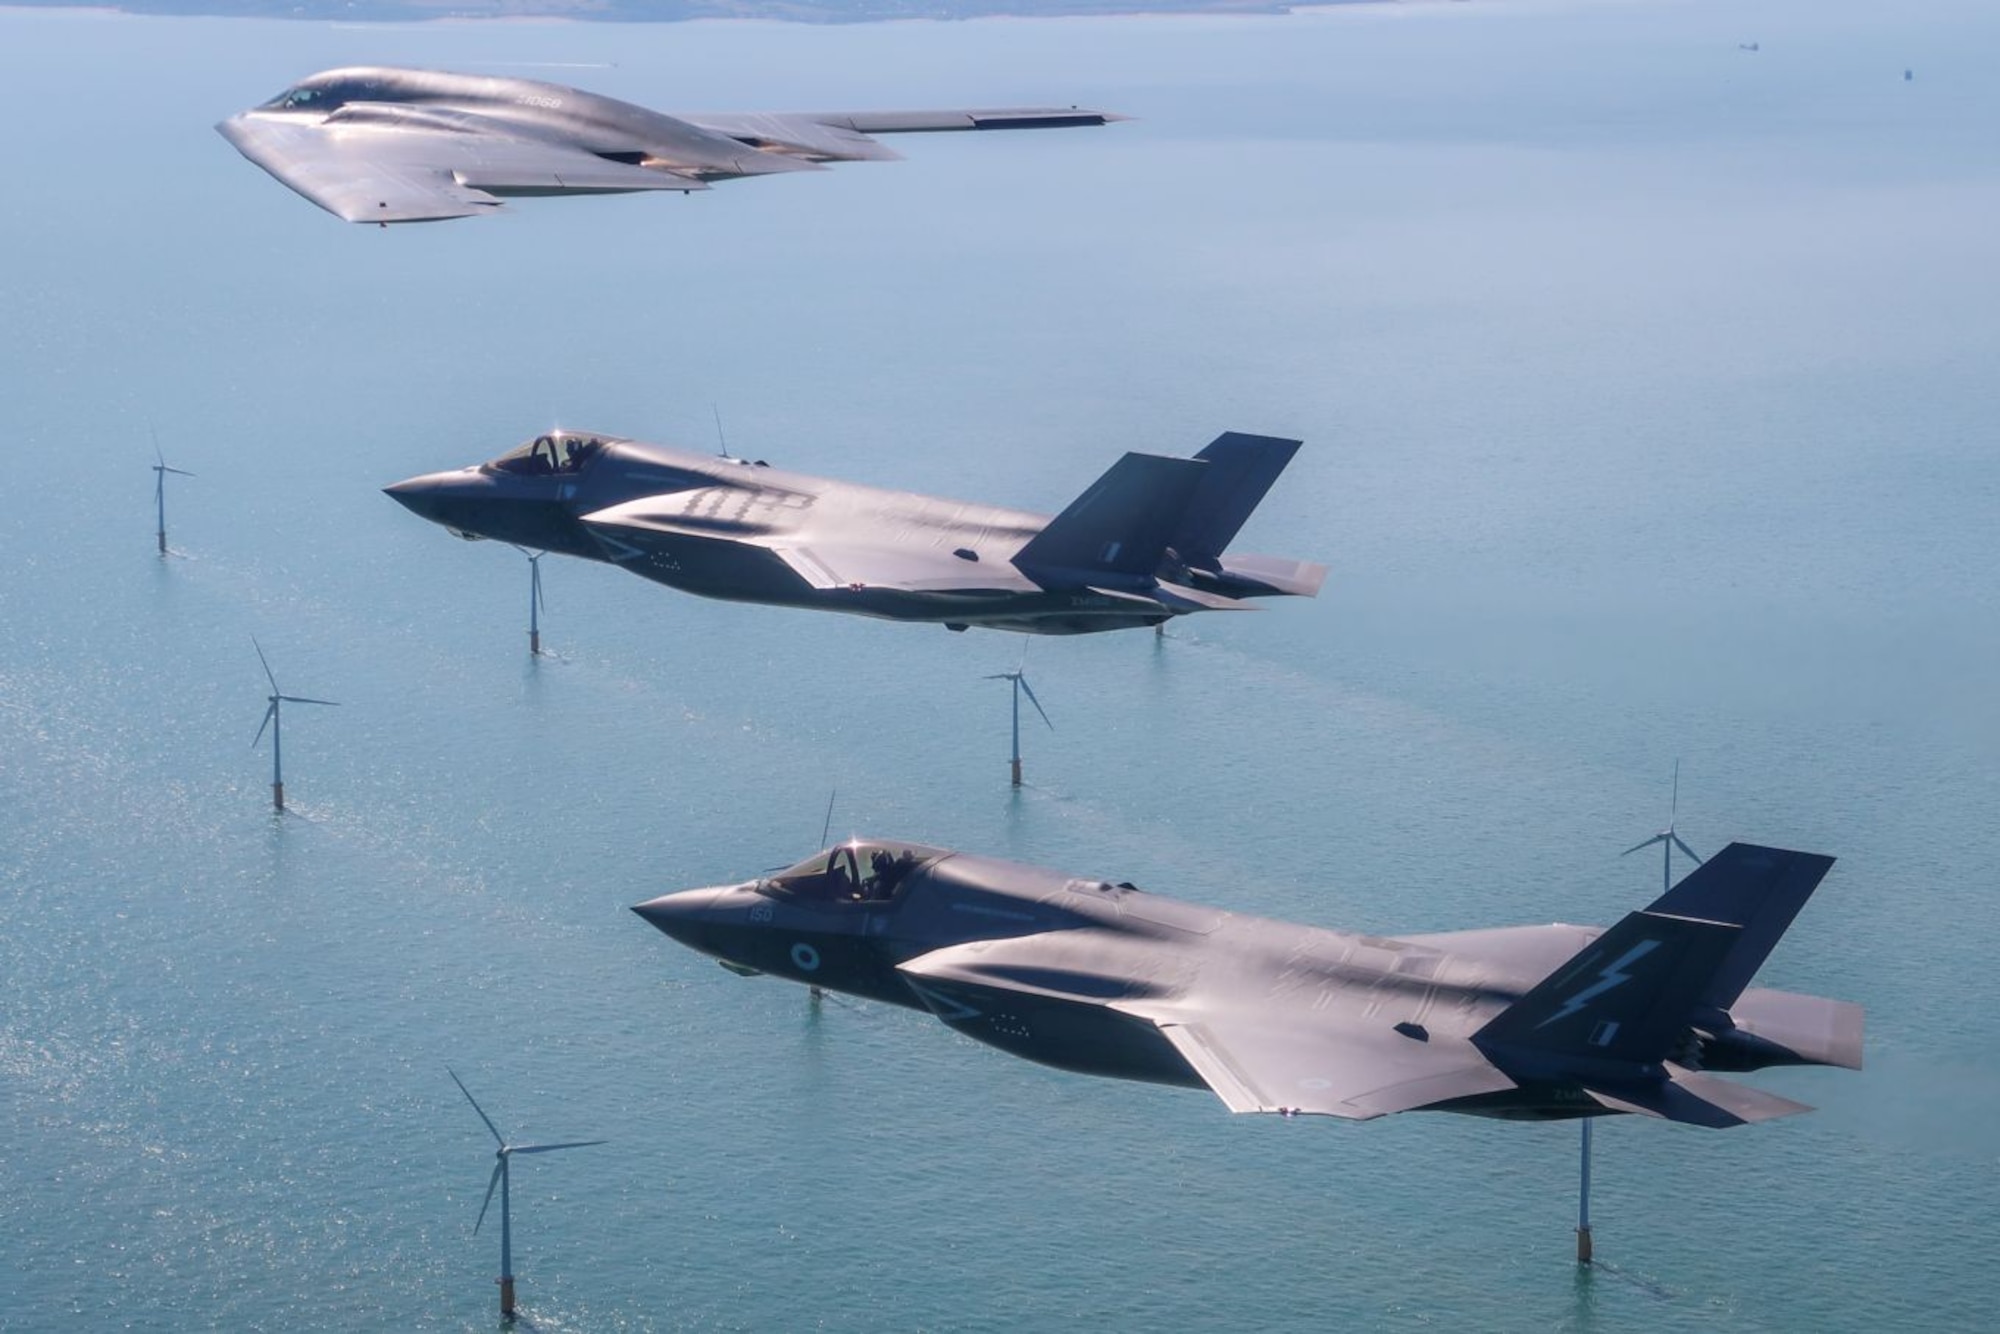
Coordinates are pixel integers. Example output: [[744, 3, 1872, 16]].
[[1585, 1069, 1814, 1128]]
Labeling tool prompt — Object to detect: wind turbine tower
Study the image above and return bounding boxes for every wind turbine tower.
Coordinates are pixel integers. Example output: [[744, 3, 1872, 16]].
[[449, 1068, 604, 1321], [251, 639, 338, 812], [1573, 760, 1707, 1264], [510, 545, 548, 656], [983, 665, 1052, 787], [151, 429, 193, 557]]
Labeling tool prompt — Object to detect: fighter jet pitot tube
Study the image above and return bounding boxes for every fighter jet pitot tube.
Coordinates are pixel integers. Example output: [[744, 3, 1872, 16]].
[[634, 840, 1860, 1126], [386, 429, 1325, 636]]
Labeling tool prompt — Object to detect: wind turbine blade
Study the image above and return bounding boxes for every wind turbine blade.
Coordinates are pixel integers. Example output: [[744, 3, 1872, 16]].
[[448, 1067, 506, 1147], [818, 789, 837, 850], [532, 561, 546, 614], [1017, 677, 1053, 731], [1671, 758, 1681, 822], [510, 1140, 608, 1155], [163, 466, 194, 478], [252, 701, 276, 748], [1620, 834, 1665, 857], [1671, 833, 1705, 866], [475, 1161, 503, 1235], [980, 673, 1014, 682], [279, 696, 340, 707], [251, 637, 279, 692]]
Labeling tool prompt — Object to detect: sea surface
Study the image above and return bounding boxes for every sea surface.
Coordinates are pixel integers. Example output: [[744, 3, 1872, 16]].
[[2, 1, 1996, 1328]]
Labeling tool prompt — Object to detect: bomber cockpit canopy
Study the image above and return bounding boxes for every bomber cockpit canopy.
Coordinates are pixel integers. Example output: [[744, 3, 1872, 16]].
[[485, 431, 618, 478], [763, 840, 946, 905], [260, 75, 393, 113]]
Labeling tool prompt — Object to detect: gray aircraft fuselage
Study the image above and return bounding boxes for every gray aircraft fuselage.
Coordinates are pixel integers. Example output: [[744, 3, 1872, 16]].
[[386, 430, 1325, 635], [218, 66, 1123, 223], [634, 839, 1861, 1127], [230, 68, 821, 182]]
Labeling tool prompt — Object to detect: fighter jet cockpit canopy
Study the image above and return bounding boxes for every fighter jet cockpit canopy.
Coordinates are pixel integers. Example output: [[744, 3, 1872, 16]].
[[762, 840, 946, 905], [484, 431, 618, 478]]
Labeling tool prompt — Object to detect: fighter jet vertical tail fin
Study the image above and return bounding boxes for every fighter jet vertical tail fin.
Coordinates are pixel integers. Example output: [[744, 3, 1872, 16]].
[[1012, 453, 1208, 584], [1172, 432, 1303, 565], [1473, 909, 1743, 1069], [1642, 843, 1837, 1011]]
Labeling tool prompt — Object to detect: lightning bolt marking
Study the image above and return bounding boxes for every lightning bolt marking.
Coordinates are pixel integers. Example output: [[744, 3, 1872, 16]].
[[1534, 939, 1661, 1030]]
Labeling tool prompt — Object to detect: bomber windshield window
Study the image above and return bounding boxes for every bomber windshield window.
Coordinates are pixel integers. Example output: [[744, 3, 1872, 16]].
[[263, 86, 326, 110], [261, 79, 387, 112], [486, 433, 609, 478], [765, 840, 943, 905]]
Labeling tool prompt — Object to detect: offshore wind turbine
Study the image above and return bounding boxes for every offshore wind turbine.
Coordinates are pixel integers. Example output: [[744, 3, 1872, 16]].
[[508, 544, 548, 656], [150, 427, 193, 557], [449, 1068, 604, 1321], [983, 660, 1052, 787], [251, 639, 337, 812], [1622, 759, 1705, 895], [1574, 760, 1709, 1264]]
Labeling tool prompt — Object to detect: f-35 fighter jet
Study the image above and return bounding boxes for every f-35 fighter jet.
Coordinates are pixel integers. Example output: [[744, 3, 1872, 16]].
[[386, 429, 1324, 636], [634, 840, 1860, 1127], [218, 66, 1123, 224]]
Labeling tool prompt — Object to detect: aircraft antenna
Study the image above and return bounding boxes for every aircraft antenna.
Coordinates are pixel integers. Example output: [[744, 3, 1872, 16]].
[[150, 421, 194, 558], [448, 1068, 604, 1322], [250, 637, 337, 813], [983, 643, 1053, 787]]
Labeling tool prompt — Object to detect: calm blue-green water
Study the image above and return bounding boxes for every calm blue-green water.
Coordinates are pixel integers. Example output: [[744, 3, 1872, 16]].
[[3, 0, 1997, 1328]]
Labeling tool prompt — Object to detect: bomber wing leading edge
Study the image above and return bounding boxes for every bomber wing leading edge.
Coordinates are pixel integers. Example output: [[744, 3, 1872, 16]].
[[633, 839, 1861, 1129], [385, 428, 1325, 636], [218, 67, 1125, 223]]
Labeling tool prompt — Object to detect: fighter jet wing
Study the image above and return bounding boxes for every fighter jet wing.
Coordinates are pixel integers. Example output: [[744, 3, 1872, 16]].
[[898, 937, 1514, 1120], [750, 541, 1036, 595], [679, 108, 1124, 163], [216, 109, 709, 223], [1129, 1010, 1518, 1120]]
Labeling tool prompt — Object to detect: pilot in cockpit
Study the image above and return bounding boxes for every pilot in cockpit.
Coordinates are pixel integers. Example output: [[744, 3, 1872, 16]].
[[486, 433, 607, 479], [768, 841, 930, 905]]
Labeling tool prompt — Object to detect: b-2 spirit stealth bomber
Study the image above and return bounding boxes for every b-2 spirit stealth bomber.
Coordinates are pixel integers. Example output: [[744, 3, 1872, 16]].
[[387, 429, 1325, 636], [635, 839, 1860, 1127], [218, 66, 1123, 224]]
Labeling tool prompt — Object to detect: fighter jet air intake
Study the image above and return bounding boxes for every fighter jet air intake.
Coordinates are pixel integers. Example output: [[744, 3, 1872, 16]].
[[386, 429, 1325, 635], [217, 67, 1125, 224], [635, 841, 1861, 1127]]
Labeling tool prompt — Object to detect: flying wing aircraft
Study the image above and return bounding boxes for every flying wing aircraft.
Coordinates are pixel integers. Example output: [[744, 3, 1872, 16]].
[[634, 840, 1860, 1127], [385, 429, 1325, 636], [217, 66, 1124, 224]]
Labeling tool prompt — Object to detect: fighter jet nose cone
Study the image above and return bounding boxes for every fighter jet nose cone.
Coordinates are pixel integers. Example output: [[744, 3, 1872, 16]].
[[383, 475, 441, 520], [632, 887, 725, 951]]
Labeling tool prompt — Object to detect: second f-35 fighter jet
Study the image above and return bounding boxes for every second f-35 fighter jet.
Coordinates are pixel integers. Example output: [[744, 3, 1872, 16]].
[[635, 840, 1860, 1127], [218, 66, 1124, 224], [386, 430, 1325, 636]]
